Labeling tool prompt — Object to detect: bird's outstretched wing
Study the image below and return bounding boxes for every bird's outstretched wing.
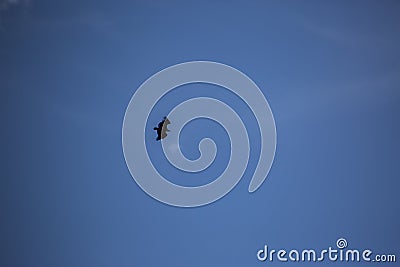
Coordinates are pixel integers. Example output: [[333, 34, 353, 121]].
[[164, 118, 171, 126]]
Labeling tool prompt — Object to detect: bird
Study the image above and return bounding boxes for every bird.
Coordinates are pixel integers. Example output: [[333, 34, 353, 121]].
[[153, 116, 171, 141]]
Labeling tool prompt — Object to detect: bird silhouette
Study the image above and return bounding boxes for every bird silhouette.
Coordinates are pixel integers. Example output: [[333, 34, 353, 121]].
[[153, 117, 171, 141]]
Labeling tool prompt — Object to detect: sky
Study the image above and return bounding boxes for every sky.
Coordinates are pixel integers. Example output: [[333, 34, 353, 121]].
[[1, 1, 400, 266]]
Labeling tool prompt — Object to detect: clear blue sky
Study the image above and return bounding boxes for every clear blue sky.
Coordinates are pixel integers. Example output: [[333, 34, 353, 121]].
[[1, 1, 399, 266]]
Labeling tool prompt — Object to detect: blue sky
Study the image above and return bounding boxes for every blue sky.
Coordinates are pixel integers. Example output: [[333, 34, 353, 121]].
[[1, 1, 399, 266]]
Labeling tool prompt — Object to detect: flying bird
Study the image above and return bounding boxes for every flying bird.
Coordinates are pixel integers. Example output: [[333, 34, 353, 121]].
[[153, 116, 171, 141]]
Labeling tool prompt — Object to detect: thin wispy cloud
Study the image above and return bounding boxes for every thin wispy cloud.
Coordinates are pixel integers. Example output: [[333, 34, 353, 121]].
[[0, 0, 29, 11], [0, 0, 31, 31], [275, 69, 400, 123]]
